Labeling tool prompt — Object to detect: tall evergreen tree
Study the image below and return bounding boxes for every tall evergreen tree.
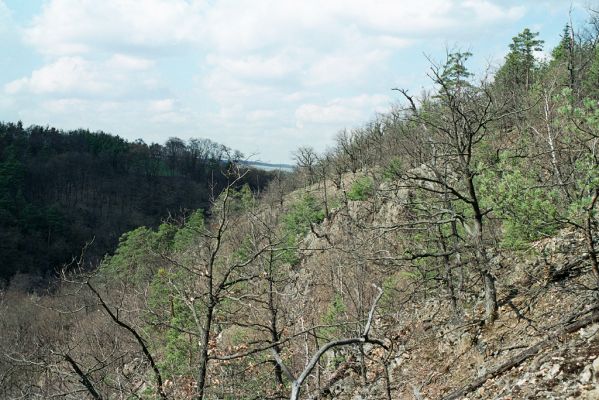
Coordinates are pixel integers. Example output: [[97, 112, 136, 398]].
[[496, 28, 544, 91]]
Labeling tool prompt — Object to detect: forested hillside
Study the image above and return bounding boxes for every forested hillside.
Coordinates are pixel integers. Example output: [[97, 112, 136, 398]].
[[1, 14, 599, 400], [0, 124, 274, 283]]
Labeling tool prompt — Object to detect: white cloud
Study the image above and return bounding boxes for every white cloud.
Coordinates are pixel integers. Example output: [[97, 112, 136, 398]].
[[107, 54, 155, 71], [149, 98, 175, 113], [0, 1, 12, 33], [462, 0, 524, 23], [193, 0, 524, 131], [304, 50, 388, 87], [19, 0, 529, 101], [195, 0, 526, 60], [5, 56, 157, 96], [23, 0, 526, 57], [348, 0, 524, 33], [5, 0, 541, 162], [246, 109, 277, 122], [295, 94, 390, 128], [206, 52, 302, 82], [202, 68, 279, 107], [42, 98, 93, 113], [24, 0, 204, 56], [283, 92, 316, 102], [5, 57, 108, 94]]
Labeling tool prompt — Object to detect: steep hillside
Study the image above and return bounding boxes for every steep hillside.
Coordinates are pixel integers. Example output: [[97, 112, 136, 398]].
[[290, 175, 599, 399], [1, 21, 598, 400]]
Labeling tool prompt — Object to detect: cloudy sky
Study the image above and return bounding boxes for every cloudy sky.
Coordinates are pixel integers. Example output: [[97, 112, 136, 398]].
[[0, 1, 588, 163]]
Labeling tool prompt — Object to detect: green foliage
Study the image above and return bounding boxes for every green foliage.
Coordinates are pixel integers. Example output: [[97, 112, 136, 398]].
[[0, 156, 25, 195], [282, 194, 325, 237], [173, 210, 205, 251], [440, 51, 473, 90], [279, 234, 300, 266], [278, 194, 325, 265], [276, 193, 325, 265], [567, 155, 599, 222], [213, 184, 256, 217], [147, 267, 198, 378], [551, 24, 573, 62], [379, 275, 400, 311], [320, 293, 347, 338], [101, 222, 176, 284], [231, 184, 256, 212], [583, 47, 599, 98], [161, 309, 195, 376], [399, 259, 439, 282], [553, 90, 599, 223], [232, 235, 255, 266], [509, 28, 544, 63], [558, 89, 599, 130], [327, 196, 342, 211], [495, 28, 544, 91], [347, 177, 374, 201], [0, 121, 273, 282], [479, 158, 559, 249], [383, 157, 403, 181]]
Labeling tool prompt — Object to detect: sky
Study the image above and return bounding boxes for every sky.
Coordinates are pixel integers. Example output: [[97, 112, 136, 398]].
[[0, 0, 591, 163]]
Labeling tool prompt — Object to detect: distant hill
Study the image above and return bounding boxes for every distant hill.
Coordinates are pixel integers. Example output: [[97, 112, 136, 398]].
[[0, 122, 274, 283], [240, 160, 295, 172]]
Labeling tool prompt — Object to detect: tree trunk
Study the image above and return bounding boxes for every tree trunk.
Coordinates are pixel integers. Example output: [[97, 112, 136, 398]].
[[483, 271, 498, 324], [290, 382, 301, 400], [267, 250, 284, 386], [269, 303, 284, 385], [438, 225, 459, 317], [467, 176, 498, 324], [196, 304, 214, 400], [585, 190, 599, 287], [586, 223, 599, 287]]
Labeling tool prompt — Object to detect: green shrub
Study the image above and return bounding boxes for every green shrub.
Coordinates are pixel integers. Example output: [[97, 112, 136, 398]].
[[282, 194, 325, 237], [566, 155, 599, 222], [172, 209, 205, 251], [148, 268, 197, 378], [279, 194, 325, 265], [319, 293, 347, 338], [100, 223, 175, 284], [383, 157, 403, 180], [479, 159, 560, 249], [347, 177, 374, 201]]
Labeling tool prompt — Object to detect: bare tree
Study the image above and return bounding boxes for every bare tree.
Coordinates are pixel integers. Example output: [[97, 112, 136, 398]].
[[293, 146, 319, 186], [271, 286, 387, 400], [151, 169, 274, 399], [395, 51, 510, 324]]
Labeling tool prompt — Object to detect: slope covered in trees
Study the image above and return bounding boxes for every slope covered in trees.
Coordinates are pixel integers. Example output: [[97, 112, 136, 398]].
[[1, 12, 599, 400], [0, 124, 274, 283]]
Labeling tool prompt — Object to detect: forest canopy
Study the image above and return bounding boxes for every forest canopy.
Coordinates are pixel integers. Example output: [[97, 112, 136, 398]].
[[0, 123, 274, 283]]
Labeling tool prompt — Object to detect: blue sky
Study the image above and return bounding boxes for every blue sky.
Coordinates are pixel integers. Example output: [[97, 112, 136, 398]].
[[0, 0, 590, 163]]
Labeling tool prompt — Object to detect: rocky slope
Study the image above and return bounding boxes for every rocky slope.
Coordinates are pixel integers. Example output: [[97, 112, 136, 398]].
[[291, 175, 599, 400]]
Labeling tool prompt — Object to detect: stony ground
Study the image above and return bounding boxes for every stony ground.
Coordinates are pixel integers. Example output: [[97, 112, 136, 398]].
[[318, 229, 599, 400]]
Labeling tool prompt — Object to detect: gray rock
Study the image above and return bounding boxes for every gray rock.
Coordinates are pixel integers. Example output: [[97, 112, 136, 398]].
[[580, 365, 592, 384], [592, 357, 599, 381], [546, 364, 561, 380]]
